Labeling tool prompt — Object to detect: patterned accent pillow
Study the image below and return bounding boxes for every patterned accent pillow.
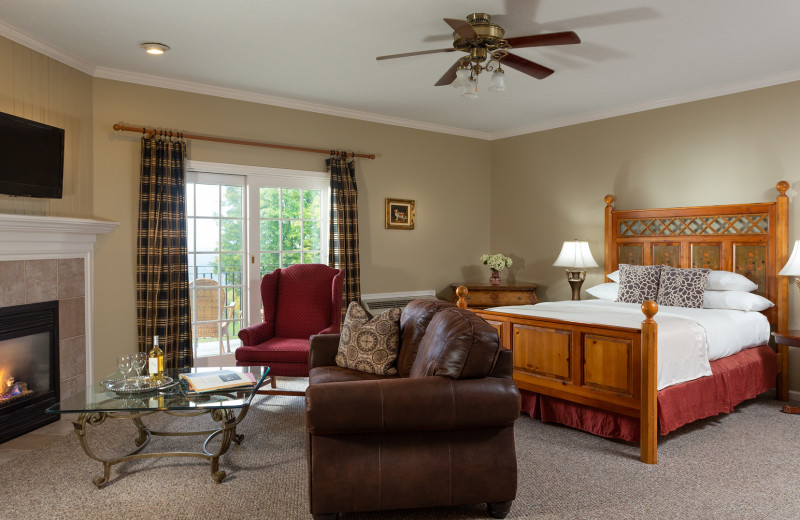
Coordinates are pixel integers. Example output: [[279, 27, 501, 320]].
[[657, 266, 711, 308], [335, 302, 401, 375], [617, 264, 662, 304]]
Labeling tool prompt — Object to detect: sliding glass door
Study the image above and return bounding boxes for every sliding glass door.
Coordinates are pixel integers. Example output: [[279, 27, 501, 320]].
[[186, 162, 329, 365], [246, 173, 329, 326]]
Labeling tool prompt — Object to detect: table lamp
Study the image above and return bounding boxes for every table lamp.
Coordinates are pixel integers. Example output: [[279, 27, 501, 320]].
[[553, 239, 598, 300], [779, 239, 800, 292]]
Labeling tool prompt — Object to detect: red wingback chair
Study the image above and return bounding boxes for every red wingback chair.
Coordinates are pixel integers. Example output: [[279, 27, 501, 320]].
[[235, 263, 344, 395]]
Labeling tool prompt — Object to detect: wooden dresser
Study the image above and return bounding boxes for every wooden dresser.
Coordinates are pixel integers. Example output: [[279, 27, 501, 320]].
[[449, 283, 538, 309]]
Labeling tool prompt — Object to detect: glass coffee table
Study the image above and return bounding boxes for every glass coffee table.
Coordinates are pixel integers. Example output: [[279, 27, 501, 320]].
[[47, 366, 269, 488]]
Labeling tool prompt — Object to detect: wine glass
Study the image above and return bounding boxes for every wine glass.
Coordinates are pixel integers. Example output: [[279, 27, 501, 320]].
[[132, 353, 147, 388], [117, 355, 134, 390]]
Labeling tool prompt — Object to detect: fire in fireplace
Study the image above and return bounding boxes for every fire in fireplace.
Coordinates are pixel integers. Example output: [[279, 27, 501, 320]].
[[0, 369, 34, 406], [0, 301, 59, 443]]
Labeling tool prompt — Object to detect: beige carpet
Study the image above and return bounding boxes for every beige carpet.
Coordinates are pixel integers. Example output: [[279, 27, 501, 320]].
[[2, 382, 799, 520]]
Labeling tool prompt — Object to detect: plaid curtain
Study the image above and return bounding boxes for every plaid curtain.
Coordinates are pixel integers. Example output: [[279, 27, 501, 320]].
[[327, 153, 360, 319], [137, 136, 193, 369]]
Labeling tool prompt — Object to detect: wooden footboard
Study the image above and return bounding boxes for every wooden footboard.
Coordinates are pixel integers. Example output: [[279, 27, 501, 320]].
[[456, 288, 659, 464]]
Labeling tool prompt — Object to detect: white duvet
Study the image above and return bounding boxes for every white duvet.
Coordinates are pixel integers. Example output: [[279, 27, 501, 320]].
[[485, 300, 770, 390]]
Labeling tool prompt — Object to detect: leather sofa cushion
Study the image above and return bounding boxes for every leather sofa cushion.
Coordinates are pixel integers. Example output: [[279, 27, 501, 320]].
[[309, 365, 400, 385], [409, 308, 501, 380], [396, 299, 457, 377]]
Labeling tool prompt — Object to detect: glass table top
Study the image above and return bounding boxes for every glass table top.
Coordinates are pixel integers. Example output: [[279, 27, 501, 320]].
[[47, 367, 270, 414]]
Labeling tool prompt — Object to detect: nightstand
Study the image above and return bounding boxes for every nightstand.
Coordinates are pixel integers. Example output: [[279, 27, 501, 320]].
[[771, 330, 798, 413], [449, 283, 538, 309]]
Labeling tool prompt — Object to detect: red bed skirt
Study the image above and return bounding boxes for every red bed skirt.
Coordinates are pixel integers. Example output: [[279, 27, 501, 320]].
[[519, 344, 777, 442]]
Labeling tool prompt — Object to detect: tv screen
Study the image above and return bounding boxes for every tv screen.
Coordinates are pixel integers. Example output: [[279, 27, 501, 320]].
[[0, 112, 65, 198]]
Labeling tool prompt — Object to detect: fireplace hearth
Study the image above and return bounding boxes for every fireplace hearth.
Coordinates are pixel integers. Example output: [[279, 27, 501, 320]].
[[0, 301, 60, 443]]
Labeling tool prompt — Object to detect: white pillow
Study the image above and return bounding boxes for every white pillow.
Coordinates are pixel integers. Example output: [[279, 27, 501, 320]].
[[609, 268, 756, 291], [706, 271, 758, 292], [586, 282, 619, 301], [702, 290, 774, 312]]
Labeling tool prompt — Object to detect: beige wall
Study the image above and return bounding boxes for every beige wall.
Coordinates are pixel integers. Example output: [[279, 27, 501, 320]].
[[0, 36, 93, 217], [91, 78, 491, 377], [490, 81, 800, 389]]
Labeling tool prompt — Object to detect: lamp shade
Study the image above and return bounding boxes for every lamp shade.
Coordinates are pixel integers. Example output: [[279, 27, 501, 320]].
[[779, 239, 800, 276], [553, 240, 599, 269]]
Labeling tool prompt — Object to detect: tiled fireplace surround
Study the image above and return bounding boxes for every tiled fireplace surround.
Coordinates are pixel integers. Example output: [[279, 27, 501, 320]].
[[0, 259, 86, 397], [0, 214, 117, 397]]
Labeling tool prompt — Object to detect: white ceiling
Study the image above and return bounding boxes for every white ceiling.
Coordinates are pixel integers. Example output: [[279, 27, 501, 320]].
[[2, 1, 800, 139]]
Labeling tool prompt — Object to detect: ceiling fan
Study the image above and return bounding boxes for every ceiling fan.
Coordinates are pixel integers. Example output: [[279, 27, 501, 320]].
[[376, 13, 581, 94]]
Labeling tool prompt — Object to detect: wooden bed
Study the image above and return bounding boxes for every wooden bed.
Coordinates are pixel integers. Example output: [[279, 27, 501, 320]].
[[458, 181, 790, 464]]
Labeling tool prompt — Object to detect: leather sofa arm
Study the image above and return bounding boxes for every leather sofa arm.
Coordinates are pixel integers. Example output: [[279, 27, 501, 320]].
[[309, 334, 341, 369], [306, 376, 520, 435], [237, 321, 274, 346]]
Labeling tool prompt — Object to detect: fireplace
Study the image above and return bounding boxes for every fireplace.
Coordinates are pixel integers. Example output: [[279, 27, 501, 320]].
[[0, 301, 60, 443]]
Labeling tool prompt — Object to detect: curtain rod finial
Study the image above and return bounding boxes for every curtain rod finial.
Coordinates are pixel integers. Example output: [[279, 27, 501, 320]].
[[113, 123, 122, 131]]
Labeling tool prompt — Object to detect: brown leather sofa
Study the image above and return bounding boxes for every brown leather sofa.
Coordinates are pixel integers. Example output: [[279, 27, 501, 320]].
[[305, 300, 520, 519]]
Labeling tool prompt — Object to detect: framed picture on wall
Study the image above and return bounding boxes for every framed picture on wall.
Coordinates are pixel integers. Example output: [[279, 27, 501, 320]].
[[385, 198, 415, 230]]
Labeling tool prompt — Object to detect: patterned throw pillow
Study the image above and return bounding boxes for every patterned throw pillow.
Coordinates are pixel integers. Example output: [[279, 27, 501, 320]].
[[657, 266, 711, 308], [335, 302, 401, 375], [617, 264, 662, 304]]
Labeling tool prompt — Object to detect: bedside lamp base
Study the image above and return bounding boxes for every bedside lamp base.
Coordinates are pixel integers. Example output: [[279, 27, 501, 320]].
[[565, 269, 586, 301]]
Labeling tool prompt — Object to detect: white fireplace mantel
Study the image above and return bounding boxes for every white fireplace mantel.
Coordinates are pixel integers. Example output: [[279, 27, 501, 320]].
[[0, 213, 119, 385], [0, 213, 118, 259]]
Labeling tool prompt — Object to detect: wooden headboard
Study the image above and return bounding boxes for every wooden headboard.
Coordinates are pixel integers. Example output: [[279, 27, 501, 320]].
[[604, 181, 789, 330]]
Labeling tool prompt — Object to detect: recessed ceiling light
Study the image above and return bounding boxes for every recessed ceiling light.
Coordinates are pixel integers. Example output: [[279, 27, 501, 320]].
[[140, 42, 170, 55]]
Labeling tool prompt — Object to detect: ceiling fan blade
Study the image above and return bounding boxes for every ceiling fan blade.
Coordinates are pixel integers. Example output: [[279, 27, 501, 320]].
[[443, 18, 478, 39], [501, 53, 554, 79], [505, 31, 581, 48], [376, 48, 455, 61], [435, 59, 462, 86]]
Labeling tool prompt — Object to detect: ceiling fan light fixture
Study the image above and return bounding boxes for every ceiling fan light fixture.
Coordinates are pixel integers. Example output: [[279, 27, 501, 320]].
[[489, 68, 506, 93], [461, 77, 479, 99], [140, 42, 170, 55], [452, 66, 471, 89]]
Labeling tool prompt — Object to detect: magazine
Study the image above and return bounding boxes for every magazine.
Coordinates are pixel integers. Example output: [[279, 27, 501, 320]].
[[179, 370, 256, 393]]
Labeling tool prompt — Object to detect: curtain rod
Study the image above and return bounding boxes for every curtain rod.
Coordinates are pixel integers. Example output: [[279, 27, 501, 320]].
[[112, 123, 376, 160]]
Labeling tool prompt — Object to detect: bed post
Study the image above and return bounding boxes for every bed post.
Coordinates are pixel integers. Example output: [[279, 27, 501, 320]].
[[640, 300, 658, 464], [455, 286, 468, 309], [604, 195, 615, 277], [776, 180, 790, 401]]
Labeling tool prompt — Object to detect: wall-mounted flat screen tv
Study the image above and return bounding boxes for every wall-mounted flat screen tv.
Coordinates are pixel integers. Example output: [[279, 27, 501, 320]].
[[0, 111, 65, 198]]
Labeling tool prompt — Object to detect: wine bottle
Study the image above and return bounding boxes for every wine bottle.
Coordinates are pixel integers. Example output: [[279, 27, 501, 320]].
[[148, 335, 164, 384]]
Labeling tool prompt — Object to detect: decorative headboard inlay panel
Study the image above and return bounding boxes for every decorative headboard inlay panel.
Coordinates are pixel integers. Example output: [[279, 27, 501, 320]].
[[618, 214, 769, 237], [604, 182, 789, 329]]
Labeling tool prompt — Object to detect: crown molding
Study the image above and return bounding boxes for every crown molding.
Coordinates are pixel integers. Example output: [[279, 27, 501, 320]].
[[489, 68, 800, 140], [94, 67, 493, 140], [0, 20, 95, 75]]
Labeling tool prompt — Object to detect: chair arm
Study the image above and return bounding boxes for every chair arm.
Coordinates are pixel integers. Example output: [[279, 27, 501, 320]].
[[309, 334, 341, 369], [306, 376, 520, 435], [237, 321, 274, 346], [318, 323, 339, 335]]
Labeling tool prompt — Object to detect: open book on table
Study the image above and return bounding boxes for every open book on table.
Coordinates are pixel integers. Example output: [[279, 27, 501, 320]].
[[179, 370, 257, 394]]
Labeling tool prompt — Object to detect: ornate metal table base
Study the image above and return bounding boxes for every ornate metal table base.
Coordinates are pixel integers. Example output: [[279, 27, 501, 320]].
[[72, 406, 250, 488]]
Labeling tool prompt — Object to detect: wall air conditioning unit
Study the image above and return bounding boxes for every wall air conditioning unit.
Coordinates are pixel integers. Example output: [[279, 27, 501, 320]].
[[360, 290, 438, 315]]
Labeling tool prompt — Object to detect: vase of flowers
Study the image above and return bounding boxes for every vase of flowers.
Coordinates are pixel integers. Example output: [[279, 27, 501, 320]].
[[480, 254, 512, 285]]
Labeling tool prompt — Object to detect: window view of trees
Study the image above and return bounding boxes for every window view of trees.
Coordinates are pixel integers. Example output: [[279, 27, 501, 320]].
[[259, 186, 322, 276]]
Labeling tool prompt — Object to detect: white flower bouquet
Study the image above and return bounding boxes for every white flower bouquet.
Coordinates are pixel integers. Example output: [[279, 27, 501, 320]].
[[480, 253, 513, 272]]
